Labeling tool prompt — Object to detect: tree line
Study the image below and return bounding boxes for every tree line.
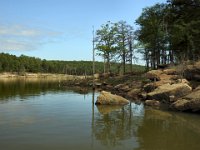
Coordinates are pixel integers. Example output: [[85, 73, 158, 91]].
[[135, 0, 200, 69], [95, 0, 200, 70], [0, 53, 144, 75]]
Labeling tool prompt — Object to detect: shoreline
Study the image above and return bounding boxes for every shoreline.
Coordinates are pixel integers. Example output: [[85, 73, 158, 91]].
[[1, 69, 200, 114], [0, 72, 91, 80]]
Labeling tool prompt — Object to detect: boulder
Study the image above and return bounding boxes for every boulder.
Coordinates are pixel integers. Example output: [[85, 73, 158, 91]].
[[163, 68, 177, 75], [147, 83, 192, 102], [171, 99, 189, 111], [95, 91, 129, 105], [171, 99, 200, 112], [127, 88, 141, 100], [143, 79, 172, 93], [171, 88, 200, 112], [145, 100, 160, 106], [146, 70, 163, 81], [184, 88, 200, 99]]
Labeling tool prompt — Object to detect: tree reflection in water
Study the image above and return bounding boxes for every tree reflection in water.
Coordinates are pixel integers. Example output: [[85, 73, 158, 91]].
[[91, 92, 200, 150], [0, 78, 62, 101], [92, 97, 144, 148]]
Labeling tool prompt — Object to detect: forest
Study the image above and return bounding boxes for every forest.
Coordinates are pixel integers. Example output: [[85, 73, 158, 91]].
[[94, 0, 200, 70], [0, 53, 144, 75]]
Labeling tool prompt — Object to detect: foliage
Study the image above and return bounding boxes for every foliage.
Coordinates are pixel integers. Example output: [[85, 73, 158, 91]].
[[95, 21, 135, 74], [135, 0, 200, 69], [0, 53, 145, 75], [95, 21, 118, 73], [115, 21, 134, 74]]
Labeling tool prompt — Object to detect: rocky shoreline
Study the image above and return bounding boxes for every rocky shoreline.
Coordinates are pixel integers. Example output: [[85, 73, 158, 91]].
[[71, 62, 200, 113]]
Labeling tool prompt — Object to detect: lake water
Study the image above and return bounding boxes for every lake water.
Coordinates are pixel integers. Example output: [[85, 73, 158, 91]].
[[0, 79, 200, 150]]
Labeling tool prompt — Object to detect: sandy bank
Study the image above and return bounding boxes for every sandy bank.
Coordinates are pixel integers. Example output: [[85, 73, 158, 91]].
[[0, 72, 91, 80]]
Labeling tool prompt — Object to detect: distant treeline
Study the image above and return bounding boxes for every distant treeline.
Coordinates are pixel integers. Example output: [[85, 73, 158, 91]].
[[0, 53, 145, 75]]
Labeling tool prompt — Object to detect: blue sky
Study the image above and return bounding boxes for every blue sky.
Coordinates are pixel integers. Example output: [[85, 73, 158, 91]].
[[0, 0, 166, 62]]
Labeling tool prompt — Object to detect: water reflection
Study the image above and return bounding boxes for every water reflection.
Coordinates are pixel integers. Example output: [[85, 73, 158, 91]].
[[96, 105, 123, 115], [135, 109, 200, 150], [0, 80, 200, 150], [93, 103, 144, 149], [93, 100, 200, 150], [0, 78, 64, 101]]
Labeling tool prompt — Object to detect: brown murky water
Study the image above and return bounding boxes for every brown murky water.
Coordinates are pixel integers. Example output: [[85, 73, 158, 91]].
[[0, 79, 200, 150]]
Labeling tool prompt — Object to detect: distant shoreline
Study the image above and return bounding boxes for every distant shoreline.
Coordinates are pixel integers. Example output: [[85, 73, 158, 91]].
[[0, 72, 90, 80]]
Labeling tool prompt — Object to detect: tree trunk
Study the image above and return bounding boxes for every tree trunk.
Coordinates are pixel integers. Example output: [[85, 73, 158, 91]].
[[123, 49, 126, 75], [129, 39, 133, 72]]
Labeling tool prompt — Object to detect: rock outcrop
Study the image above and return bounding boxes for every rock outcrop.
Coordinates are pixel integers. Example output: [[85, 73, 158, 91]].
[[96, 91, 129, 105], [142, 67, 200, 112], [171, 87, 200, 112], [147, 83, 192, 102]]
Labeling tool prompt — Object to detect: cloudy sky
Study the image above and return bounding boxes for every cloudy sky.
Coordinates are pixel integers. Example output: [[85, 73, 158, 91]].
[[0, 0, 166, 61]]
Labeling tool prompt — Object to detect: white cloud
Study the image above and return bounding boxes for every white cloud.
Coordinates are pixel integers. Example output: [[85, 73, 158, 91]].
[[0, 38, 38, 51], [0, 24, 63, 51]]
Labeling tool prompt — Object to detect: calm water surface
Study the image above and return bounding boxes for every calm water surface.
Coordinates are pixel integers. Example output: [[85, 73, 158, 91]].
[[0, 79, 200, 150]]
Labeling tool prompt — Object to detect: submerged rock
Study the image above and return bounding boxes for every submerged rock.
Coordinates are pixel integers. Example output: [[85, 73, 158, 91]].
[[96, 105, 123, 114], [95, 91, 129, 105]]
